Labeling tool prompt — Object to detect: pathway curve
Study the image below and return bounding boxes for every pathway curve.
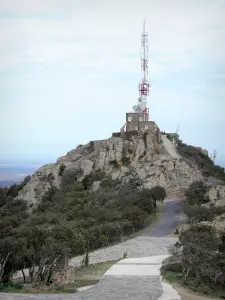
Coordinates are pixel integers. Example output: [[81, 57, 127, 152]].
[[161, 135, 180, 158], [142, 199, 184, 237], [0, 200, 183, 300]]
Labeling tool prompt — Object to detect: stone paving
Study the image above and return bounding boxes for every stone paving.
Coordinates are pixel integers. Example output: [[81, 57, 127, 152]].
[[0, 238, 177, 300], [0, 276, 163, 300], [69, 236, 177, 267], [72, 275, 163, 300]]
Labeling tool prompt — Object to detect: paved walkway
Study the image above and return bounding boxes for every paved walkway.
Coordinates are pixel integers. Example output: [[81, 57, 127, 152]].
[[69, 236, 177, 268], [141, 199, 184, 237], [0, 255, 180, 300]]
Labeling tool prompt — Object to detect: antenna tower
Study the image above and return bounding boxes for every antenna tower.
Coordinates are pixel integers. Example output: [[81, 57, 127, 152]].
[[213, 150, 217, 163], [120, 21, 150, 133], [139, 20, 150, 114]]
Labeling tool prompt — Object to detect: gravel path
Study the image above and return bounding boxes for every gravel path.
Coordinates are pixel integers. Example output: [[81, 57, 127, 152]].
[[161, 135, 180, 158]]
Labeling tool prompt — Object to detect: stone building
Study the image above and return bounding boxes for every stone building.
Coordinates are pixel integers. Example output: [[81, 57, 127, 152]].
[[112, 108, 161, 145], [126, 112, 151, 131]]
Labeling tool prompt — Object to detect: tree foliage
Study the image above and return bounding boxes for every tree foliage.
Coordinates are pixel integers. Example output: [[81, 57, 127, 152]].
[[0, 174, 166, 285], [172, 225, 225, 288], [184, 204, 225, 224], [185, 180, 209, 206]]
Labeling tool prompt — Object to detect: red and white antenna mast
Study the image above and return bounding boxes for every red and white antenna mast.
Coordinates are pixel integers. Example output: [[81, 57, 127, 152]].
[[138, 20, 150, 114]]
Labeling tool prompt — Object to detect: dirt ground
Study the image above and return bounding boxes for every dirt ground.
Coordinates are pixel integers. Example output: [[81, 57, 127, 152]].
[[173, 283, 220, 300]]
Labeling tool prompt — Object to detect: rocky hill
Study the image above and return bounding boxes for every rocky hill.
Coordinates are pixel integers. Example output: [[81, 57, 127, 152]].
[[16, 125, 203, 208]]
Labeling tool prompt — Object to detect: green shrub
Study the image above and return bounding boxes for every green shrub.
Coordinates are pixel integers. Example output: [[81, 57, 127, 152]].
[[177, 140, 225, 181], [87, 141, 95, 153], [61, 168, 83, 187], [184, 204, 225, 224], [82, 170, 105, 190], [109, 160, 119, 168], [142, 132, 148, 148], [185, 181, 209, 206], [121, 156, 130, 166], [162, 263, 182, 273], [128, 148, 133, 154], [0, 282, 24, 291], [58, 164, 66, 176]]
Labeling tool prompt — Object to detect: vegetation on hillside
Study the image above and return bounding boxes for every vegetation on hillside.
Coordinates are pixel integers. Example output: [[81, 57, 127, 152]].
[[0, 169, 166, 286], [176, 140, 225, 181], [162, 224, 225, 297], [162, 180, 225, 297]]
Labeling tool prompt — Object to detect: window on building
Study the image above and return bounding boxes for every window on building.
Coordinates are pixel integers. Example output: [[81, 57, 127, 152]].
[[128, 116, 132, 121], [139, 116, 143, 121], [145, 124, 148, 130], [135, 125, 138, 130]]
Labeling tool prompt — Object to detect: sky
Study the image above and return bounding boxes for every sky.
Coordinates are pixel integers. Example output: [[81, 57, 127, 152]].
[[0, 0, 225, 167]]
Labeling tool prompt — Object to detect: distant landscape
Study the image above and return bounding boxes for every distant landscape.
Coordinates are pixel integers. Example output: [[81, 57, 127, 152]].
[[0, 164, 41, 187]]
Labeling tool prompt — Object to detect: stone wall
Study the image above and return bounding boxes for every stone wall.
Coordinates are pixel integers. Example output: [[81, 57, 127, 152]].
[[52, 267, 75, 284], [122, 131, 139, 139], [112, 132, 121, 137], [126, 112, 149, 122], [112, 131, 139, 138]]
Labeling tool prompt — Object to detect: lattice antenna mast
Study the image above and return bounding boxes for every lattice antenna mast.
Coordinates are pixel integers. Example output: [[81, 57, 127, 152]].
[[139, 20, 150, 103], [213, 150, 217, 163]]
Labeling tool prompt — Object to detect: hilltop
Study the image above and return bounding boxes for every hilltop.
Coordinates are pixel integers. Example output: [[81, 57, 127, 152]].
[[14, 125, 207, 208]]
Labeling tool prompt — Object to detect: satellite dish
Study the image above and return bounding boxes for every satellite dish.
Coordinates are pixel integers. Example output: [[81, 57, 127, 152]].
[[138, 101, 147, 111], [132, 105, 139, 112]]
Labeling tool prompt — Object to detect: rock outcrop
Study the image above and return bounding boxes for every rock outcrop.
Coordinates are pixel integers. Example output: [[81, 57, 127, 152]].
[[207, 185, 225, 207], [16, 128, 203, 207]]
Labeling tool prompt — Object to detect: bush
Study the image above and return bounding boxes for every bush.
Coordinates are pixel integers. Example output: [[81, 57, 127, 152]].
[[82, 170, 105, 190], [184, 204, 225, 224], [109, 160, 119, 168], [135, 189, 155, 214], [171, 224, 225, 289], [0, 282, 24, 291], [121, 156, 130, 166], [100, 177, 121, 188], [87, 141, 94, 153], [149, 186, 166, 202], [185, 181, 209, 206], [177, 140, 225, 181], [61, 168, 83, 187], [142, 132, 148, 148], [58, 164, 66, 176], [162, 262, 182, 273]]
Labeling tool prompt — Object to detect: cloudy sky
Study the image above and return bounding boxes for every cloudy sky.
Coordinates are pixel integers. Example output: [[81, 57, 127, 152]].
[[0, 0, 225, 166]]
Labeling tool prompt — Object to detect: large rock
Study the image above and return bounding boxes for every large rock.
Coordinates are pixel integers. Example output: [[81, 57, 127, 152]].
[[199, 213, 225, 233], [207, 185, 225, 207], [16, 128, 203, 207]]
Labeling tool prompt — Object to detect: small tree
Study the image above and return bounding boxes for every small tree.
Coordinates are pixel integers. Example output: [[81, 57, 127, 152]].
[[135, 189, 155, 214], [149, 186, 166, 208], [185, 180, 209, 206]]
